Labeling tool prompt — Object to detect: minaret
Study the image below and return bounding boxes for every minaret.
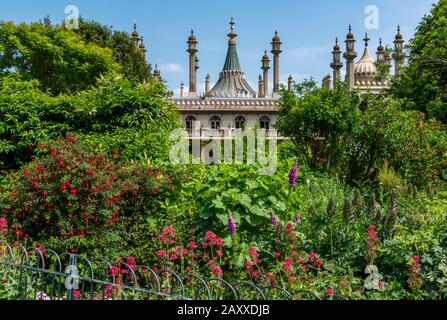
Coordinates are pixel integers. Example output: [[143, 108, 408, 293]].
[[376, 38, 385, 63], [131, 21, 140, 46], [139, 36, 147, 56], [261, 50, 271, 98], [258, 75, 264, 98], [271, 31, 282, 98], [187, 30, 198, 98], [330, 38, 343, 89], [153, 64, 161, 81], [180, 82, 185, 97], [343, 25, 357, 91], [205, 74, 211, 95], [393, 26, 405, 76], [287, 75, 294, 92]]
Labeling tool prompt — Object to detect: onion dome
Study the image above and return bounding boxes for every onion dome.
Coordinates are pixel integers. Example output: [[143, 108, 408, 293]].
[[354, 33, 378, 86], [188, 29, 196, 41], [132, 22, 139, 37], [333, 37, 340, 51], [377, 38, 384, 52], [139, 36, 147, 54], [346, 25, 354, 39], [395, 25, 403, 40]]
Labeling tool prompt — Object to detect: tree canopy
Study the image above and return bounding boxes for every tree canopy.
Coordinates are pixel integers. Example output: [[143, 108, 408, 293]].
[[390, 0, 447, 123]]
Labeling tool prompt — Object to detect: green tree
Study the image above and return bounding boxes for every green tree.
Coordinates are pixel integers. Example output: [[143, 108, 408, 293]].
[[0, 20, 119, 95], [75, 18, 152, 83], [390, 0, 447, 123]]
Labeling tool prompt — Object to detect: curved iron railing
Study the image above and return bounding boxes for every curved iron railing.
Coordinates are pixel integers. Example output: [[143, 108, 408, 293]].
[[0, 242, 347, 301]]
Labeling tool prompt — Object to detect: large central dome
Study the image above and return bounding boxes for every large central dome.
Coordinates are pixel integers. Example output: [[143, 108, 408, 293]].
[[208, 18, 257, 98]]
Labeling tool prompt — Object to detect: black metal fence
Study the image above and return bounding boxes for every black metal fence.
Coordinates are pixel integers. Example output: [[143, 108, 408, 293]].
[[0, 242, 347, 301]]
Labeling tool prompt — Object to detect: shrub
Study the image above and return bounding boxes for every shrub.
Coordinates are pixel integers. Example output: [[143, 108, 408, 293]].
[[2, 135, 173, 243]]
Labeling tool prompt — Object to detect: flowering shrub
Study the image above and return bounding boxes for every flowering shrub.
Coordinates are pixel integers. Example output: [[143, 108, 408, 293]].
[[2, 135, 173, 244], [407, 255, 423, 290]]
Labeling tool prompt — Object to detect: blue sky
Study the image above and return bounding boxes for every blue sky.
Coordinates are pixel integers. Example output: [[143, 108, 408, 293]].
[[1, 0, 436, 95]]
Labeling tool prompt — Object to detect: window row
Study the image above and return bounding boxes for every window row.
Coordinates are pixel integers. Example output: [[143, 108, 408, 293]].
[[185, 115, 271, 130]]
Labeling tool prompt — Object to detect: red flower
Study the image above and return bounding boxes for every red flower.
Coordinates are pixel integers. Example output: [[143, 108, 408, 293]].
[[159, 225, 176, 245], [274, 252, 281, 258], [212, 266, 222, 277], [245, 261, 253, 269], [286, 223, 294, 234], [156, 250, 167, 258], [109, 266, 119, 278], [0, 218, 8, 234], [309, 252, 317, 260], [282, 257, 293, 273], [24, 168, 29, 178], [326, 289, 334, 296], [187, 241, 197, 250], [170, 254, 178, 261], [50, 149, 58, 157], [248, 246, 260, 264], [314, 259, 324, 268], [70, 189, 77, 195]]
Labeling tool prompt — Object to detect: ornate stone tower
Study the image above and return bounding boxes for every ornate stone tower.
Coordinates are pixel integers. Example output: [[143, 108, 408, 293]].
[[376, 38, 385, 63], [343, 25, 357, 91], [153, 64, 161, 81], [288, 75, 294, 92], [187, 30, 198, 97], [139, 36, 147, 56], [205, 74, 211, 95], [131, 21, 140, 46], [261, 50, 271, 98], [271, 31, 282, 98], [392, 26, 405, 76], [258, 75, 264, 98], [330, 38, 343, 89]]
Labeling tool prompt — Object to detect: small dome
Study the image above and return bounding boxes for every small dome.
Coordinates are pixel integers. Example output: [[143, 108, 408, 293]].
[[272, 30, 281, 42], [395, 26, 403, 40], [333, 38, 340, 51], [262, 50, 269, 60], [346, 25, 354, 40], [354, 47, 378, 78], [377, 39, 384, 52], [188, 30, 196, 41]]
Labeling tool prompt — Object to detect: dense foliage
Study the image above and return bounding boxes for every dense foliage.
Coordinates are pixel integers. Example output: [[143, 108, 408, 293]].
[[276, 81, 447, 189], [390, 0, 447, 123]]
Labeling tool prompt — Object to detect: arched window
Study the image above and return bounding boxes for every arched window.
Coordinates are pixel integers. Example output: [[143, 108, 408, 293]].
[[210, 115, 221, 130], [185, 115, 196, 132], [259, 116, 270, 129], [235, 115, 246, 129]]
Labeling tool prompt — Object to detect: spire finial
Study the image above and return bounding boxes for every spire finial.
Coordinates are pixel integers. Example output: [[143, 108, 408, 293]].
[[379, 38, 382, 45], [336, 37, 338, 44], [363, 32, 370, 47], [134, 21, 137, 31], [230, 17, 235, 31], [397, 25, 401, 33], [349, 25, 352, 32]]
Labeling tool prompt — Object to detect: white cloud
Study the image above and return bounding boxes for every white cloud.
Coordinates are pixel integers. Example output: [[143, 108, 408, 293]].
[[159, 63, 185, 74]]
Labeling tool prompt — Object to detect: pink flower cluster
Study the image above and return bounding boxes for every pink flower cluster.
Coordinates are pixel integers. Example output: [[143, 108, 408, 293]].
[[366, 225, 380, 265], [0, 218, 8, 235], [408, 255, 423, 290], [159, 225, 176, 245], [203, 231, 224, 249]]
